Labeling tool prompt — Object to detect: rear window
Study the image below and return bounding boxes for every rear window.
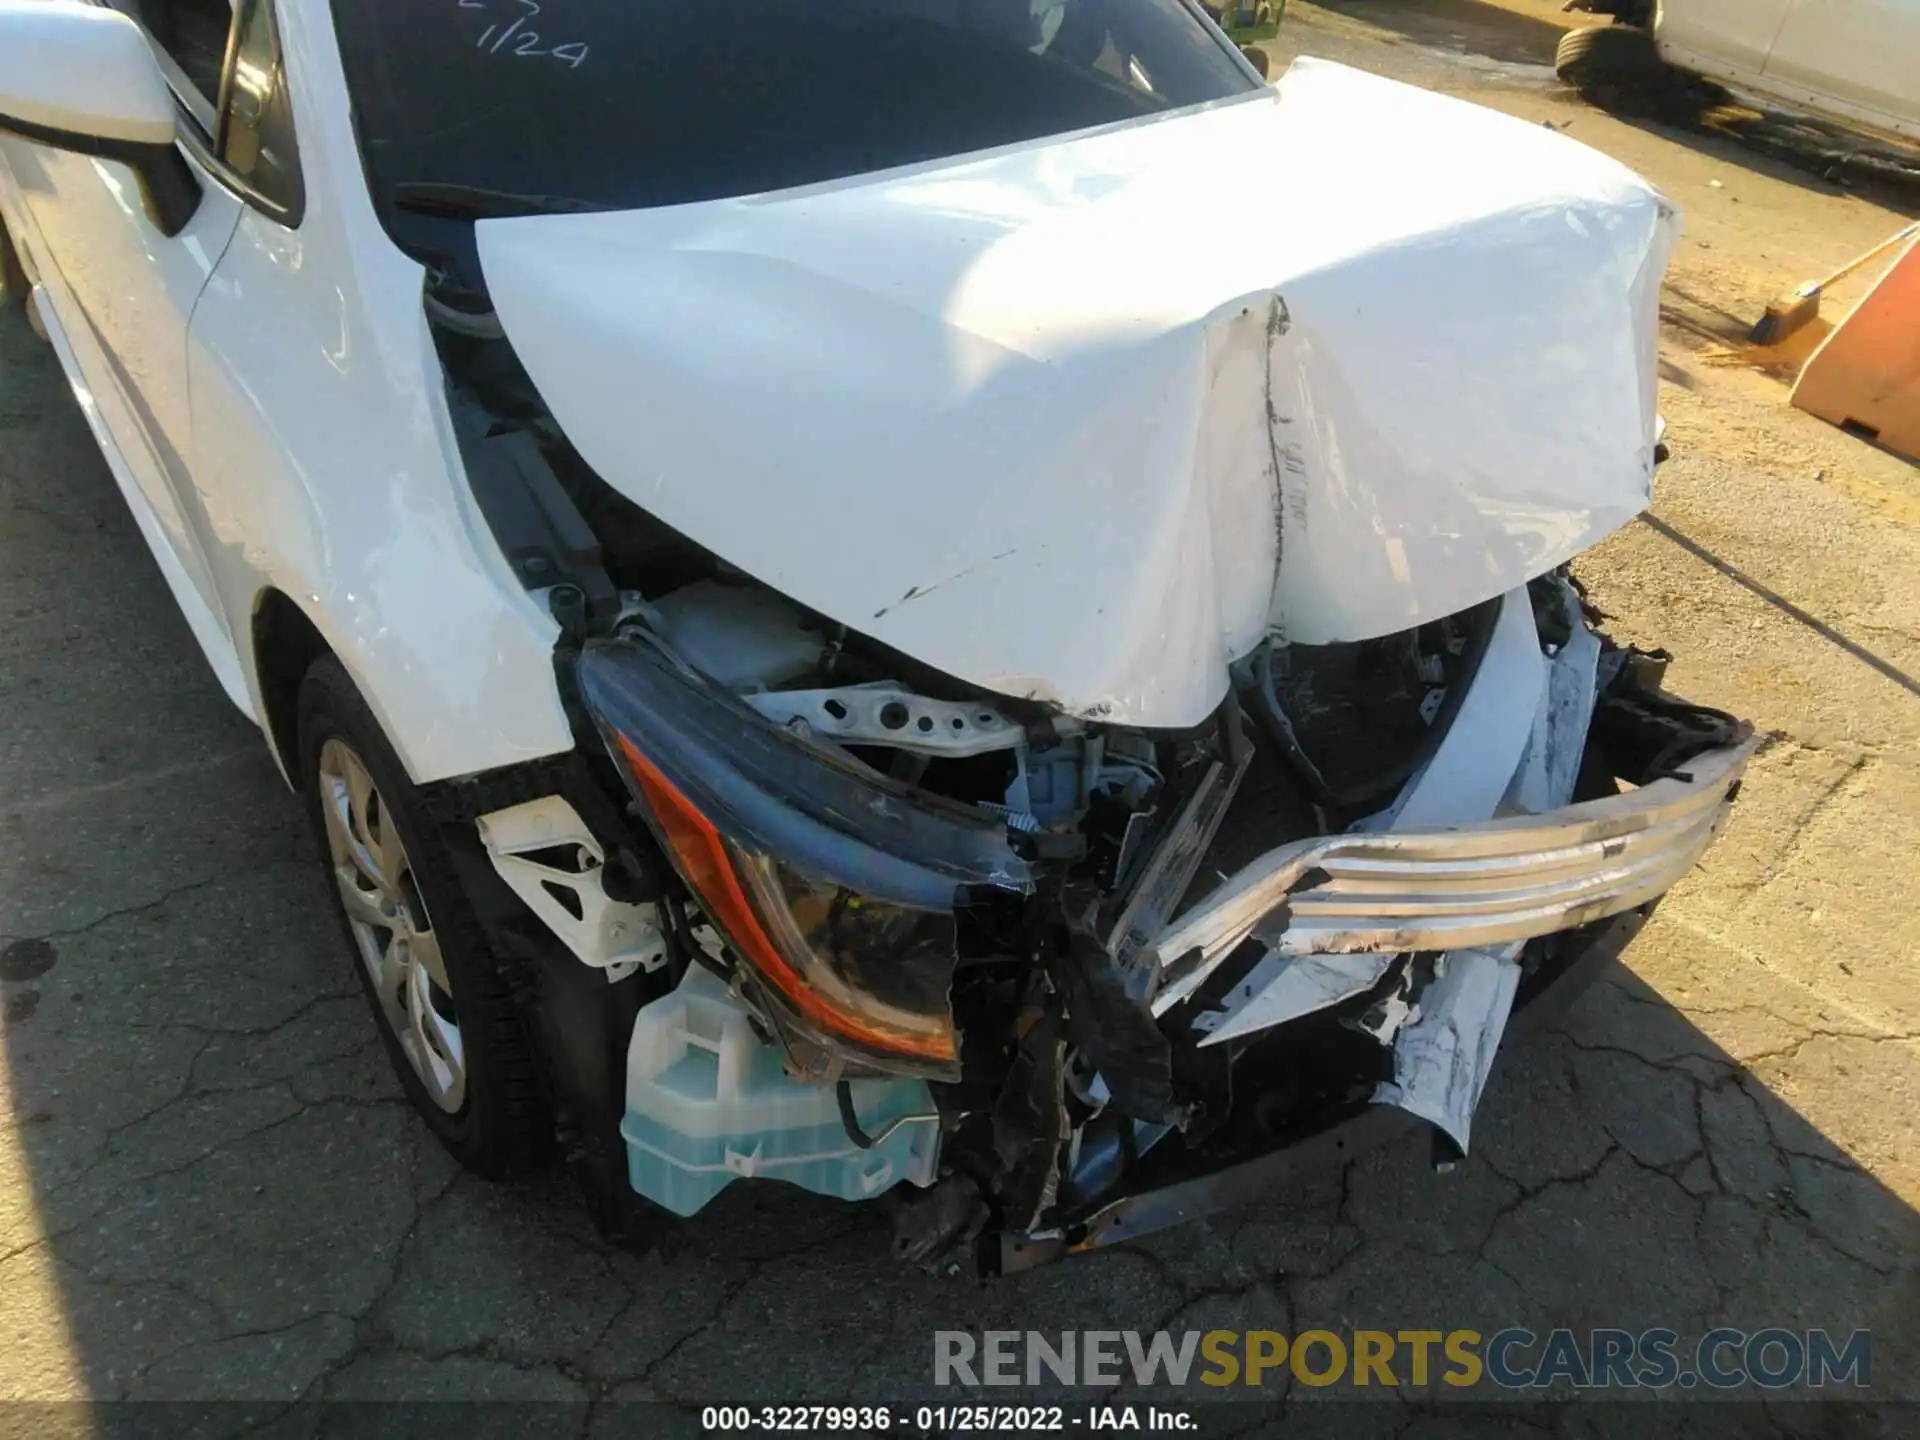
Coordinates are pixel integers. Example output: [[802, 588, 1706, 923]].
[[329, 0, 1255, 218]]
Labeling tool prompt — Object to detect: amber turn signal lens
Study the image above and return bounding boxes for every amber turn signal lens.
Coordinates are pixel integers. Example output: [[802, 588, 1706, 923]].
[[612, 732, 957, 1064]]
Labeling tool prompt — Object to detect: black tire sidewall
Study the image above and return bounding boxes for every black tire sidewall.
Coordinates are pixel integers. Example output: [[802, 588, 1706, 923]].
[[296, 656, 551, 1177], [1, 218, 27, 316], [1557, 24, 1665, 85]]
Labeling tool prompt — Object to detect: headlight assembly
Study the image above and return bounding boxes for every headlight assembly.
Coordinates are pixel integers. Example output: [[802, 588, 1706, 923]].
[[578, 637, 1030, 1080]]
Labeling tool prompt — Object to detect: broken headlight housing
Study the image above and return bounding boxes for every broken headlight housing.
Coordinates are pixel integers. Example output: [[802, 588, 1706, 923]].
[[578, 637, 1030, 1080]]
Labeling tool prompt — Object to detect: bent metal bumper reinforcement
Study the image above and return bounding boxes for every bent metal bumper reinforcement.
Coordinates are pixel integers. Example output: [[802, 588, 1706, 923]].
[[1150, 738, 1759, 1015]]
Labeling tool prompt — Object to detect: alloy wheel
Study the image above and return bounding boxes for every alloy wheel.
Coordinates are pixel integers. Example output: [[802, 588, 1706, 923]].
[[317, 737, 466, 1112]]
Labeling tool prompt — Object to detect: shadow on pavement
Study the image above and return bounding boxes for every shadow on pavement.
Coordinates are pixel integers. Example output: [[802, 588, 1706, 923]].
[[2, 296, 1917, 1428], [1638, 513, 1920, 699], [1301, 0, 1566, 67], [1549, 40, 1920, 210]]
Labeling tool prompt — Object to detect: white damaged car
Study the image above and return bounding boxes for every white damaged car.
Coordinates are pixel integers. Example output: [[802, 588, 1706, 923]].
[[0, 0, 1752, 1270]]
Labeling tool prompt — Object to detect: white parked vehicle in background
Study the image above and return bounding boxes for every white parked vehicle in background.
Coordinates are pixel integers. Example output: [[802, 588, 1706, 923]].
[[1559, 0, 1920, 144], [0, 0, 1753, 1271]]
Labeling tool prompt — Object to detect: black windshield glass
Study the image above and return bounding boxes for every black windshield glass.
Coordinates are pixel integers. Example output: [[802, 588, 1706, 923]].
[[330, 0, 1254, 221]]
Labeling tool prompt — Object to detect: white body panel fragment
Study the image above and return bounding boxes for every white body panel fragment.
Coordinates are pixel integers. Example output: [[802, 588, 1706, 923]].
[[1372, 944, 1524, 1153], [480, 59, 1675, 727]]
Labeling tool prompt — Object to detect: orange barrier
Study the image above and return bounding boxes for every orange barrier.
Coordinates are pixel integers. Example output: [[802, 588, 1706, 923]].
[[1791, 231, 1920, 461]]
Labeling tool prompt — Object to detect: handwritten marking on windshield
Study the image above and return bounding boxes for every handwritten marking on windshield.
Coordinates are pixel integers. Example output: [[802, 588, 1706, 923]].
[[458, 0, 589, 68]]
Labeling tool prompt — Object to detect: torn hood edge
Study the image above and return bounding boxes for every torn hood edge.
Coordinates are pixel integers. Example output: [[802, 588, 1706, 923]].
[[478, 58, 1678, 727]]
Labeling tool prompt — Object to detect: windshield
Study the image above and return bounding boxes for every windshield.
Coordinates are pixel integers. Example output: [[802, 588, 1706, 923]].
[[330, 0, 1255, 227]]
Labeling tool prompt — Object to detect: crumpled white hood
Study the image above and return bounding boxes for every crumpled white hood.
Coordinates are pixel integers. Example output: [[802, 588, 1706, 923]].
[[478, 58, 1675, 727]]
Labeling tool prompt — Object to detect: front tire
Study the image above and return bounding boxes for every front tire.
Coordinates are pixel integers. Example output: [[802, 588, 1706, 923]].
[[1, 218, 31, 326], [1555, 24, 1667, 90], [297, 656, 552, 1177]]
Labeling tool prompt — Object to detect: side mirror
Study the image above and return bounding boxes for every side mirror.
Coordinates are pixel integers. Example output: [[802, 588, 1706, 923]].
[[0, 0, 201, 236]]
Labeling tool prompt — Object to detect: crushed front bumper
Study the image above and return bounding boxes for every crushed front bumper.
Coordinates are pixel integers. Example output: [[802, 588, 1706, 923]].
[[1150, 737, 1757, 1014], [983, 586, 1756, 1271], [1000, 903, 1653, 1273]]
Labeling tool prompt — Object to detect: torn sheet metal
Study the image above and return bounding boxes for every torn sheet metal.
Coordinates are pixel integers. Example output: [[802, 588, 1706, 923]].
[[1104, 741, 1251, 991], [1191, 951, 1396, 1047], [1502, 590, 1602, 816], [480, 60, 1674, 726], [1371, 943, 1524, 1153]]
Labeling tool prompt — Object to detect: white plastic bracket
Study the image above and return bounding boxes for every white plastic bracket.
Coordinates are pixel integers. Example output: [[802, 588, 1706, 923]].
[[476, 796, 668, 983]]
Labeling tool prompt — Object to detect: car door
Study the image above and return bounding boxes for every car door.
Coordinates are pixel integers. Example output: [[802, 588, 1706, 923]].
[[1761, 0, 1920, 135], [0, 0, 244, 662], [1654, 0, 1795, 80]]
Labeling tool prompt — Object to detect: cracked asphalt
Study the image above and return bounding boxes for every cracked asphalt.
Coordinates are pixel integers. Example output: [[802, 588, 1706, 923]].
[[3, 3, 1918, 1432]]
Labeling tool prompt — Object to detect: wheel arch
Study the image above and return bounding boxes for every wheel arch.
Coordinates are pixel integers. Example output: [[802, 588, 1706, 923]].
[[251, 586, 336, 790]]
